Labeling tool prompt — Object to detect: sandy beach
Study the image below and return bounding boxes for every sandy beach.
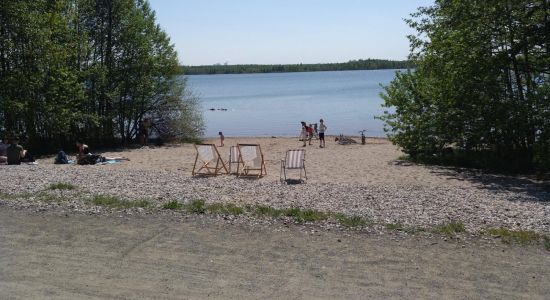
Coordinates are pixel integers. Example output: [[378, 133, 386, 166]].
[[1, 136, 549, 234], [33, 136, 532, 187]]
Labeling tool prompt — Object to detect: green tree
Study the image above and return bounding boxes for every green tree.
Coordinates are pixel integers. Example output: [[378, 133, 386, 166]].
[[0, 0, 86, 148], [380, 0, 550, 171], [0, 0, 203, 151]]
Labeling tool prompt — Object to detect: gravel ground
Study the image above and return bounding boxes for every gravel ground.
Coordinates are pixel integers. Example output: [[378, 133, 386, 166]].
[[1, 164, 549, 234]]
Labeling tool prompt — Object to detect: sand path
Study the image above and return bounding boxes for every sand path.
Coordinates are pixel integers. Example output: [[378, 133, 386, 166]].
[[1, 208, 548, 299]]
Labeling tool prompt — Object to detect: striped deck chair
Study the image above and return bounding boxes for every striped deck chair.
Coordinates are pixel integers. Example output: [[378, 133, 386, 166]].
[[228, 146, 240, 174], [236, 144, 267, 178], [192, 144, 228, 176], [280, 149, 307, 182]]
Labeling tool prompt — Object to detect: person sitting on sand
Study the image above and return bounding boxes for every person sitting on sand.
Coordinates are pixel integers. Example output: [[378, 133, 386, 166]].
[[77, 147, 130, 165], [0, 138, 8, 164], [76, 140, 89, 160], [6, 136, 34, 165]]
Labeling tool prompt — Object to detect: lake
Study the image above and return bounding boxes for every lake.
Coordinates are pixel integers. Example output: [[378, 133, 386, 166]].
[[186, 69, 401, 137]]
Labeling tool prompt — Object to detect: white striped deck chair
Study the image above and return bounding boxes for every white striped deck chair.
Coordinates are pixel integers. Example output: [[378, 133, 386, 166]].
[[228, 146, 240, 174], [192, 144, 228, 176], [236, 144, 267, 178], [280, 149, 307, 182]]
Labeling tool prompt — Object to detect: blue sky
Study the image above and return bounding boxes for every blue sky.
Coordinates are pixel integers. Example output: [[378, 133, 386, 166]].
[[147, 0, 435, 65]]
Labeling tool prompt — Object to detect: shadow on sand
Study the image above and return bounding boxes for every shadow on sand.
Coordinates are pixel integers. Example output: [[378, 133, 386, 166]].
[[392, 160, 550, 203]]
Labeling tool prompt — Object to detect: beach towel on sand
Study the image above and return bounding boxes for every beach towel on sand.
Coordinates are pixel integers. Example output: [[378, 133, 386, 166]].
[[99, 160, 121, 165]]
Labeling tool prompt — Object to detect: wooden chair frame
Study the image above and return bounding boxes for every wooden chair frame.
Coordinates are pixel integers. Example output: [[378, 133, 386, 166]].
[[236, 144, 267, 178], [192, 144, 228, 176]]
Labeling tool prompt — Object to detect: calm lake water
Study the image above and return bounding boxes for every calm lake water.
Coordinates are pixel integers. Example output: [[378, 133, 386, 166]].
[[186, 69, 401, 137]]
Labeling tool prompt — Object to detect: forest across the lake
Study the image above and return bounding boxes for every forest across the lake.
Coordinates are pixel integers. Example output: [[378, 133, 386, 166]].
[[181, 59, 412, 75]]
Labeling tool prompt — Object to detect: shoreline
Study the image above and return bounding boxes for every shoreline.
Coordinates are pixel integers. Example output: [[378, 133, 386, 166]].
[[182, 63, 410, 76], [198, 135, 389, 140]]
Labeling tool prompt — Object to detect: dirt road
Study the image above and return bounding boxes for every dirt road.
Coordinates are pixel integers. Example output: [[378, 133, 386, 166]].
[[0, 207, 548, 299]]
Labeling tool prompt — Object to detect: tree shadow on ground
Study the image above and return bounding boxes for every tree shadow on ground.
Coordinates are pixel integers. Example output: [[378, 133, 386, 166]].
[[392, 160, 550, 203], [434, 167, 550, 203]]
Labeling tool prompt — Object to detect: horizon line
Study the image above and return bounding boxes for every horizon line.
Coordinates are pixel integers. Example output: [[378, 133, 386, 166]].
[[181, 58, 410, 67]]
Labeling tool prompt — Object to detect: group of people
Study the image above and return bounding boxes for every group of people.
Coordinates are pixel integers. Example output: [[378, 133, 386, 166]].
[[55, 141, 130, 165], [73, 141, 130, 165], [300, 119, 327, 148], [0, 136, 35, 165], [0, 137, 129, 166]]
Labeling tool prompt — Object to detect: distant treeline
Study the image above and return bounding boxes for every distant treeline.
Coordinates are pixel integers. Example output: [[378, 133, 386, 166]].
[[180, 59, 413, 75]]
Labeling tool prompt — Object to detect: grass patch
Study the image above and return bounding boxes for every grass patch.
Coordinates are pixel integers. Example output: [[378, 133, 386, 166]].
[[224, 203, 244, 215], [162, 200, 183, 210], [243, 204, 255, 213], [385, 222, 403, 230], [253, 205, 283, 218], [0, 191, 24, 200], [437, 221, 466, 236], [207, 202, 226, 214], [1, 190, 74, 203], [283, 207, 328, 223], [35, 191, 71, 203], [92, 195, 150, 209], [207, 202, 245, 215], [161, 200, 352, 226], [544, 236, 550, 251], [132, 199, 151, 208], [486, 227, 542, 245], [334, 213, 366, 227], [403, 226, 426, 234], [384, 222, 425, 233], [299, 209, 329, 222], [283, 207, 301, 218], [48, 182, 77, 190], [185, 199, 207, 214], [398, 155, 412, 161]]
